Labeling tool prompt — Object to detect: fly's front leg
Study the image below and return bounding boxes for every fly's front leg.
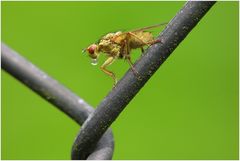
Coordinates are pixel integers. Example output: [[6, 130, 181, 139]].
[[100, 57, 117, 87]]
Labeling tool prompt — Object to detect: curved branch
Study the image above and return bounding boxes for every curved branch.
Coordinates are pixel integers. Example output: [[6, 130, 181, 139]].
[[1, 43, 114, 160], [71, 1, 216, 159]]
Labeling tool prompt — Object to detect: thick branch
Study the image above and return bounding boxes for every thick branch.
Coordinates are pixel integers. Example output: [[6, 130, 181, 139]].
[[71, 1, 216, 159], [1, 43, 114, 160]]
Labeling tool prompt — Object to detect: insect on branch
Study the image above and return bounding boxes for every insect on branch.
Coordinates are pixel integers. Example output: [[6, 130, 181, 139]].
[[72, 1, 216, 159], [83, 23, 168, 87]]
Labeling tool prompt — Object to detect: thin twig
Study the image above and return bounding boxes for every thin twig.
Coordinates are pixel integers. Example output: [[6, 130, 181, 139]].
[[71, 1, 216, 159], [1, 43, 114, 160]]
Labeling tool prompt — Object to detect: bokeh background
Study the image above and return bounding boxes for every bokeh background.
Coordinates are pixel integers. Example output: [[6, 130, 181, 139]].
[[2, 1, 239, 160]]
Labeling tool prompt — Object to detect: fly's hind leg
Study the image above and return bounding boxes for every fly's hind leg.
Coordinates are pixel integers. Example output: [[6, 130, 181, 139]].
[[100, 57, 117, 87], [147, 38, 163, 45], [126, 57, 142, 80], [126, 56, 139, 77], [123, 38, 141, 80], [140, 47, 145, 57], [128, 32, 150, 47], [128, 32, 162, 46]]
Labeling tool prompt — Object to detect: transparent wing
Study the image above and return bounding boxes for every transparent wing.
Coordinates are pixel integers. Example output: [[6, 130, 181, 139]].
[[111, 22, 168, 43], [129, 22, 168, 33]]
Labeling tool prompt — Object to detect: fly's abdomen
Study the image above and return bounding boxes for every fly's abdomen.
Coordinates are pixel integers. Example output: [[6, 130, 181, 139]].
[[130, 31, 154, 49]]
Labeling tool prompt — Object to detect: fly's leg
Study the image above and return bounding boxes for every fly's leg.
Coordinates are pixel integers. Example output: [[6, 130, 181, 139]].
[[147, 38, 163, 45], [129, 32, 162, 46], [124, 37, 141, 80], [140, 47, 145, 57], [126, 57, 141, 79], [128, 32, 150, 47], [100, 57, 117, 87]]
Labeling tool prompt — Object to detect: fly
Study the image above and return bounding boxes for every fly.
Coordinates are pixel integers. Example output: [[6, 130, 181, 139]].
[[82, 22, 167, 87]]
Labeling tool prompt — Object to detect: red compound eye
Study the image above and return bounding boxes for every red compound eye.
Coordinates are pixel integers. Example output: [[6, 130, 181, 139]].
[[87, 44, 97, 54]]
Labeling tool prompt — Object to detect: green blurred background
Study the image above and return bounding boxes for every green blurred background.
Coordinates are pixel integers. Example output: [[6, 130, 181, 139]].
[[1, 1, 238, 160]]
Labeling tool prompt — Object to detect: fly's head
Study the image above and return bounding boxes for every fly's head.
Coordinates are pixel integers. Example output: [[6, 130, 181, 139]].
[[82, 44, 99, 65]]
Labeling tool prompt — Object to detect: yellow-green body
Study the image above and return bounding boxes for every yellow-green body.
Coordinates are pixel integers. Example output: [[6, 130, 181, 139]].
[[85, 23, 167, 86], [96, 31, 154, 59]]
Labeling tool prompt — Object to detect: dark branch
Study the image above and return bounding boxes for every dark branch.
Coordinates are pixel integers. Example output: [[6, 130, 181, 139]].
[[71, 1, 216, 159], [1, 43, 114, 160]]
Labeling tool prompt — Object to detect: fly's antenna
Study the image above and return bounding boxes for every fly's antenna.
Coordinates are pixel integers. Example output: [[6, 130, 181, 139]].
[[82, 48, 87, 54]]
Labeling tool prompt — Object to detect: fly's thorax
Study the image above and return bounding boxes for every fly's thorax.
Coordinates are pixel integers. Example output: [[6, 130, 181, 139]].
[[102, 31, 122, 41], [98, 39, 121, 57], [110, 45, 121, 57], [102, 33, 115, 40], [99, 39, 112, 52], [115, 31, 122, 36]]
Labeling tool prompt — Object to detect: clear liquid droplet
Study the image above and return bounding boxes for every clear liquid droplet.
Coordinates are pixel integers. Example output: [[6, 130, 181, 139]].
[[91, 59, 98, 66]]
